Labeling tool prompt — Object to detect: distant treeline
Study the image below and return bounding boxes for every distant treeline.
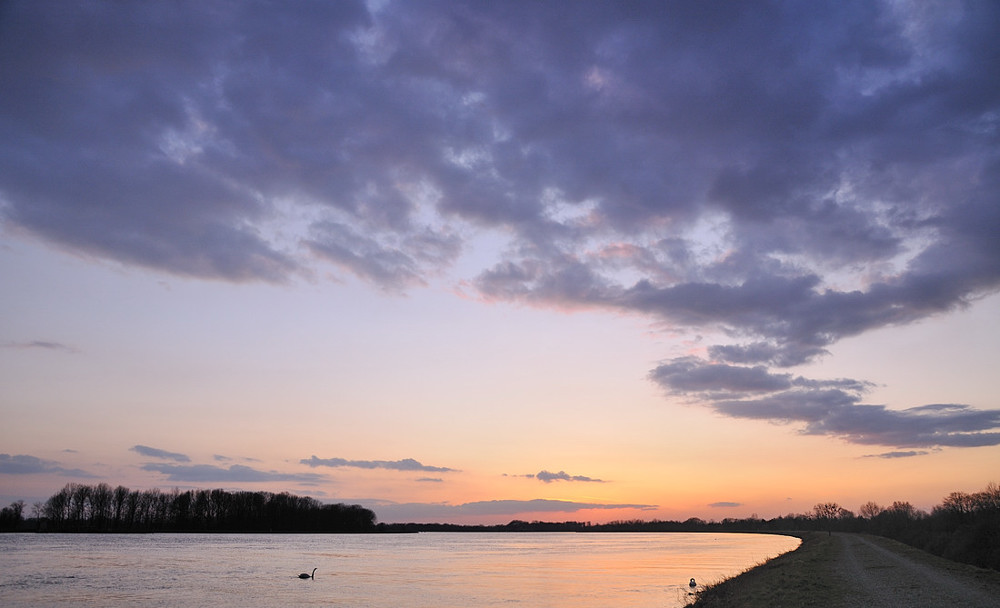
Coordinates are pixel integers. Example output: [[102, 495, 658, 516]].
[[378, 483, 1000, 571], [2, 482, 997, 570], [0, 483, 376, 533]]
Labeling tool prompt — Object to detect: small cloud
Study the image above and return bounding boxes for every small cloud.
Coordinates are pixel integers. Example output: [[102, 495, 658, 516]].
[[301, 456, 457, 473], [0, 453, 97, 477], [4, 340, 79, 354], [369, 498, 657, 522], [213, 454, 231, 462], [131, 445, 190, 462], [535, 470, 606, 483], [708, 501, 743, 508], [141, 463, 326, 483], [862, 450, 930, 459], [416, 477, 443, 483], [456, 498, 652, 515]]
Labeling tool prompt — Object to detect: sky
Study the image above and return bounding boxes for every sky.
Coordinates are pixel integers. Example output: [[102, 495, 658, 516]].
[[1, 0, 998, 525]]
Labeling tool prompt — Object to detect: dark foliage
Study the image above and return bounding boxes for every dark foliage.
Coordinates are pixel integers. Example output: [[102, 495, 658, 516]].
[[0, 500, 25, 531], [4, 483, 376, 533]]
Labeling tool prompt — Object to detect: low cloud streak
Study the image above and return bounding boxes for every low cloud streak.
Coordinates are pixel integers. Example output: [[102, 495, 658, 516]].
[[534, 470, 606, 484], [301, 456, 457, 473], [369, 498, 656, 523], [131, 445, 191, 463], [3, 340, 79, 354], [0, 453, 97, 478], [141, 463, 326, 484]]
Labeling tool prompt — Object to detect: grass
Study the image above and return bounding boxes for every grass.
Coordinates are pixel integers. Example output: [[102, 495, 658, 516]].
[[688, 531, 1000, 608], [688, 532, 846, 608]]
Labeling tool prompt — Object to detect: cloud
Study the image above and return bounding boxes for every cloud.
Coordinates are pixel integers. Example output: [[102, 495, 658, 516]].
[[368, 498, 657, 522], [140, 463, 326, 484], [862, 450, 930, 459], [708, 502, 743, 508], [305, 221, 462, 293], [2, 2, 998, 443], [534, 470, 606, 484], [651, 358, 1000, 448], [3, 340, 79, 354], [301, 456, 457, 473], [131, 445, 190, 462], [0, 453, 97, 477]]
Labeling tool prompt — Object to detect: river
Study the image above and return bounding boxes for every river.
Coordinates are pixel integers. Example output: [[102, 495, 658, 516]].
[[0, 531, 799, 607]]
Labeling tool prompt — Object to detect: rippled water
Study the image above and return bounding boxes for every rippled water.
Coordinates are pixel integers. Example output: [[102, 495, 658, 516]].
[[0, 532, 798, 607]]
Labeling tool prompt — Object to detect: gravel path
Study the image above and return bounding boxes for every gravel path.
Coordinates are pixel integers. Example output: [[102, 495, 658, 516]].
[[831, 533, 1000, 608]]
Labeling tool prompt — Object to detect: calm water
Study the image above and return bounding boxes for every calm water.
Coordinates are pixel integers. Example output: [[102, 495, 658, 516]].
[[0, 532, 798, 607]]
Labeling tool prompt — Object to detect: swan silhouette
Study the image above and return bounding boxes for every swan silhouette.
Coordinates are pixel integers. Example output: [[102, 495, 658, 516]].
[[299, 568, 317, 579], [689, 578, 697, 588]]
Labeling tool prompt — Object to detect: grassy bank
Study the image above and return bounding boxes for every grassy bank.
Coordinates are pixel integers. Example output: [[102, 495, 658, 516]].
[[689, 532, 844, 608], [689, 531, 1000, 608]]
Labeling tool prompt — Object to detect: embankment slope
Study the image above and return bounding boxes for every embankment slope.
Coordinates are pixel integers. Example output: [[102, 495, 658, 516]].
[[691, 532, 1000, 608]]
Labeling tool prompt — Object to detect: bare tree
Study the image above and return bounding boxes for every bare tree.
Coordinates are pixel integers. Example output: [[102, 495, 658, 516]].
[[859, 501, 883, 519]]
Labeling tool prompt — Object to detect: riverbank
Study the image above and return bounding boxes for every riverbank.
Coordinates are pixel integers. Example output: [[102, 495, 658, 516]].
[[690, 532, 1000, 607]]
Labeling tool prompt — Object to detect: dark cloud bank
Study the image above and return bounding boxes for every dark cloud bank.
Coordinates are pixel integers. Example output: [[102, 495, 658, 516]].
[[2, 1, 998, 449]]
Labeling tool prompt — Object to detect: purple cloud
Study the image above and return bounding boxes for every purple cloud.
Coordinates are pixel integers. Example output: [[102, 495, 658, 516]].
[[369, 498, 656, 522], [650, 358, 1000, 449], [862, 451, 930, 459], [0, 453, 97, 478], [301, 456, 457, 473], [3, 340, 79, 354], [131, 445, 190, 462], [140, 463, 325, 484], [1, 1, 997, 447], [534, 470, 606, 484]]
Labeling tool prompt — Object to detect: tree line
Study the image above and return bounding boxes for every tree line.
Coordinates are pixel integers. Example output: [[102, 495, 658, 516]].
[[379, 482, 1000, 571], [0, 483, 376, 533], [2, 482, 996, 570]]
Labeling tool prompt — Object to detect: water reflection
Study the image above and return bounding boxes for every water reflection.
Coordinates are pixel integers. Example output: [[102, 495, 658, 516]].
[[0, 532, 798, 607]]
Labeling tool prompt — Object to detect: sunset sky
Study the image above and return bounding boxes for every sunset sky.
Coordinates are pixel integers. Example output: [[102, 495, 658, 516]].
[[2, 1, 998, 524]]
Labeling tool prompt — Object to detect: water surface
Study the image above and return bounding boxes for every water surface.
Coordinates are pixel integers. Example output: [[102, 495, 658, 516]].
[[0, 532, 799, 607]]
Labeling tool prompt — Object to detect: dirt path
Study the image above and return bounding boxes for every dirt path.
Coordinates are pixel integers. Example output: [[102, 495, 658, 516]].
[[691, 532, 1000, 608], [830, 534, 1000, 608]]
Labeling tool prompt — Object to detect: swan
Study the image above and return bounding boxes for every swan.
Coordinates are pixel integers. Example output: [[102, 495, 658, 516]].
[[299, 568, 317, 579], [689, 578, 697, 587]]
